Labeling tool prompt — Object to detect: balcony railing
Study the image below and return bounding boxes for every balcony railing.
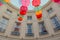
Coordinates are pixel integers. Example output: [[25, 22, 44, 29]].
[[11, 31, 20, 36], [39, 30, 48, 35], [26, 33, 34, 36]]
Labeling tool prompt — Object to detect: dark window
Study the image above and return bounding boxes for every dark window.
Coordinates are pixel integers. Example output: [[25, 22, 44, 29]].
[[27, 16, 32, 20], [6, 9, 12, 14], [47, 7, 53, 13], [26, 24, 34, 36], [39, 22, 48, 35], [0, 17, 9, 32], [51, 16, 60, 31], [11, 22, 20, 36]]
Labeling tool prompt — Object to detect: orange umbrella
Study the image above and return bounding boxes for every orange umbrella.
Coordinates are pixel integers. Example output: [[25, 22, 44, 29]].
[[36, 10, 42, 19], [4, 0, 10, 3]]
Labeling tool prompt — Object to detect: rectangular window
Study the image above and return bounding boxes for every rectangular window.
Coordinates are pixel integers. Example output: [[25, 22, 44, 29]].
[[47, 7, 53, 13], [39, 22, 48, 35], [5, 9, 12, 15], [11, 22, 20, 36], [27, 16, 32, 20], [26, 24, 34, 36], [0, 17, 9, 32], [51, 16, 60, 31]]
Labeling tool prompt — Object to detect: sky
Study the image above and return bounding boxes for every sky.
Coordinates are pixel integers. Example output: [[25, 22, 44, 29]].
[[10, 0, 49, 10]]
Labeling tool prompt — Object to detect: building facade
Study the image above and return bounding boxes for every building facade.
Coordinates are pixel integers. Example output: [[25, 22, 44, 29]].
[[0, 1, 60, 40]]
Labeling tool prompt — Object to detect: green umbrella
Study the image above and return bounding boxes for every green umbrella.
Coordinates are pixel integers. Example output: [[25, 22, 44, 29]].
[[0, 0, 6, 4], [34, 6, 42, 12]]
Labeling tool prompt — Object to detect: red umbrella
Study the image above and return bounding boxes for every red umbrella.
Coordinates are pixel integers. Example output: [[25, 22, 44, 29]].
[[20, 6, 28, 15], [18, 17, 23, 21], [52, 0, 60, 4], [32, 0, 40, 7], [36, 14, 42, 19], [20, 10, 27, 15]]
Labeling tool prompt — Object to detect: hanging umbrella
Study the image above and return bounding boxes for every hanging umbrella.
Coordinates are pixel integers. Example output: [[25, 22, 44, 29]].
[[32, 0, 41, 7], [18, 17, 23, 21], [36, 10, 42, 19], [4, 0, 10, 3], [52, 0, 60, 4], [20, 6, 28, 15], [22, 0, 30, 6], [0, 2, 3, 6], [34, 6, 42, 11]]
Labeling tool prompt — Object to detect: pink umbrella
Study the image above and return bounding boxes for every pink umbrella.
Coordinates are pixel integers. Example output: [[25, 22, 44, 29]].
[[21, 0, 30, 6], [0, 2, 3, 6]]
